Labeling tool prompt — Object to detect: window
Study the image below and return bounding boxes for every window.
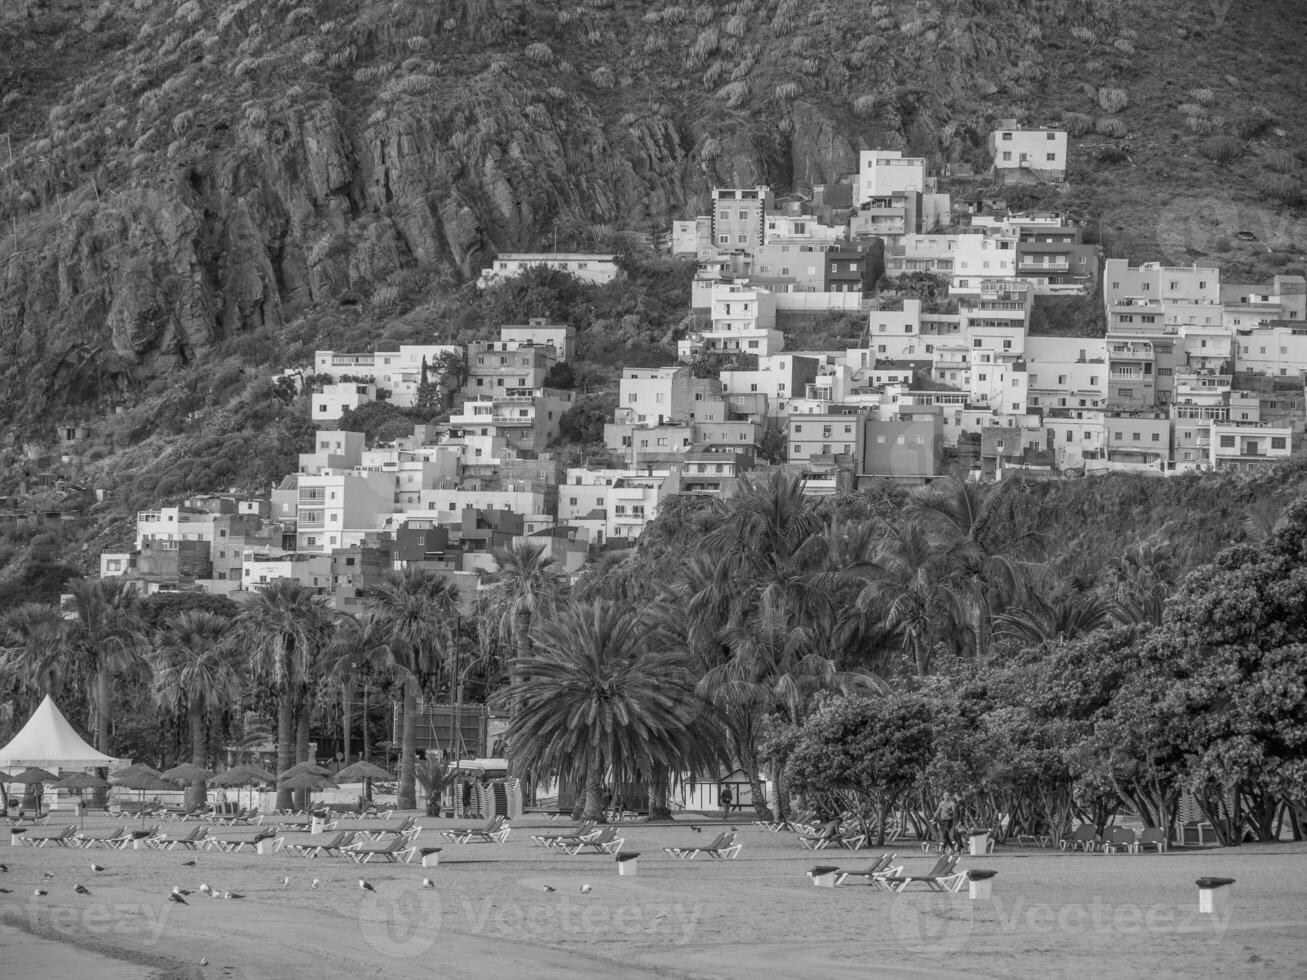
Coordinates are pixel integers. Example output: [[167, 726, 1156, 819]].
[[738, 210, 749, 220], [1219, 435, 1235, 448], [1047, 132, 1056, 140], [1273, 437, 1288, 450], [1132, 432, 1141, 441], [718, 235, 729, 245], [737, 234, 748, 244], [1002, 151, 1012, 161], [1114, 432, 1123, 441], [1152, 433, 1161, 442], [1046, 153, 1057, 162], [1001, 132, 1013, 141], [793, 425, 802, 433]]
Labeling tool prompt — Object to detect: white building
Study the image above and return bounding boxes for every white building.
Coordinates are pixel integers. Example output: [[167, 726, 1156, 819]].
[[312, 345, 461, 407], [295, 472, 395, 553], [858, 150, 929, 205], [989, 125, 1068, 180], [952, 233, 1018, 296], [1210, 421, 1292, 470], [477, 253, 622, 288], [311, 382, 375, 423]]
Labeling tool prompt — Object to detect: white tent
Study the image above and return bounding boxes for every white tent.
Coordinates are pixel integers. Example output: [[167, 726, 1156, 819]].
[[0, 695, 126, 770]]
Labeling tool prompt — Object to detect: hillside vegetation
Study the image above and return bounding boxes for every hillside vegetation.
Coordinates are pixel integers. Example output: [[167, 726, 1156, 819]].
[[1, 0, 1305, 429]]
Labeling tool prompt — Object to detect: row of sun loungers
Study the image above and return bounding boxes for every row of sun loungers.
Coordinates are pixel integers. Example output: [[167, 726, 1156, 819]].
[[664, 831, 742, 860], [816, 852, 967, 892]]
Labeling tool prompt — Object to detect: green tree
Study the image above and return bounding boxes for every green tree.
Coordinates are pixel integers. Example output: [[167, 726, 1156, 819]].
[[63, 577, 148, 755], [151, 610, 243, 805], [364, 569, 461, 810], [497, 600, 717, 821]]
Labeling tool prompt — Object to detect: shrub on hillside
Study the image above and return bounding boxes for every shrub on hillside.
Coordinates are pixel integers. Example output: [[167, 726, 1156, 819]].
[[1200, 135, 1243, 163], [1256, 173, 1304, 205], [1095, 117, 1128, 137], [1263, 149, 1299, 174], [1098, 87, 1128, 113], [1062, 111, 1093, 137]]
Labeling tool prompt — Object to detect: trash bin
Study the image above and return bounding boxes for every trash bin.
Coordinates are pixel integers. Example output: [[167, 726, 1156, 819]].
[[1196, 877, 1235, 915], [616, 852, 639, 876], [968, 830, 991, 856], [967, 869, 997, 900], [419, 847, 442, 868], [807, 865, 840, 888]]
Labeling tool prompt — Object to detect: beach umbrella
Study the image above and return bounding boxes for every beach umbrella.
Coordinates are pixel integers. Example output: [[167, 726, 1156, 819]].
[[110, 765, 171, 824], [51, 772, 112, 830], [278, 771, 339, 813], [160, 763, 217, 784], [1, 767, 58, 817], [333, 761, 392, 782], [212, 765, 278, 810]]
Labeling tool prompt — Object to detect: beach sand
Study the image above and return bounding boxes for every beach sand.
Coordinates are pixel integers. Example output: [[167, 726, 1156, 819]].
[[2, 814, 1305, 979]]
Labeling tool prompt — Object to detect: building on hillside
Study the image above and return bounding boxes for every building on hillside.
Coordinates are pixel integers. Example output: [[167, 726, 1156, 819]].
[[786, 409, 866, 465], [988, 125, 1068, 181], [614, 365, 726, 429], [1235, 322, 1307, 378], [499, 319, 575, 361], [448, 389, 574, 460], [670, 446, 757, 495], [464, 340, 558, 396], [476, 253, 622, 288], [1023, 337, 1108, 412], [1103, 260, 1221, 319], [858, 150, 929, 205], [709, 187, 773, 253], [299, 430, 366, 475], [858, 412, 944, 485], [311, 381, 375, 423], [1221, 274, 1306, 324], [1210, 421, 1292, 470], [952, 232, 1018, 296], [295, 471, 395, 553], [312, 345, 461, 408]]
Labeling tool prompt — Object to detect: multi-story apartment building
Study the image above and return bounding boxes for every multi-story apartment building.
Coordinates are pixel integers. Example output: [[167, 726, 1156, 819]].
[[884, 234, 957, 279], [1024, 337, 1108, 412], [464, 340, 557, 396], [679, 283, 783, 358], [448, 388, 574, 459], [719, 353, 822, 415], [952, 232, 1018, 296], [1210, 421, 1292, 470], [710, 187, 772, 253], [787, 408, 865, 464], [499, 319, 575, 361], [295, 471, 395, 553], [751, 241, 837, 291], [860, 413, 944, 484], [312, 344, 460, 407], [311, 381, 375, 423], [858, 150, 929, 204], [1235, 322, 1307, 378], [613, 365, 727, 429], [477, 253, 622, 288], [1103, 260, 1221, 316], [299, 430, 365, 475]]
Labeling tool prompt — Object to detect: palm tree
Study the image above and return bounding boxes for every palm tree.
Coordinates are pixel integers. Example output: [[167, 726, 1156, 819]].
[[325, 611, 400, 770], [485, 543, 566, 777], [0, 602, 78, 703], [238, 581, 334, 810], [364, 569, 460, 811], [151, 610, 242, 805], [496, 600, 717, 821], [992, 590, 1116, 648], [62, 577, 147, 755]]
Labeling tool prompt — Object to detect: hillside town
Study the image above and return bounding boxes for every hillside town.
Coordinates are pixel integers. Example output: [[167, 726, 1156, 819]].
[[82, 124, 1307, 604]]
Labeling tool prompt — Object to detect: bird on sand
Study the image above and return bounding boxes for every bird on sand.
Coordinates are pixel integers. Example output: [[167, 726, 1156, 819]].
[[358, 879, 375, 892], [199, 883, 212, 895], [173, 886, 192, 896], [311, 878, 321, 889], [74, 884, 91, 896], [0, 863, 9, 872], [542, 885, 556, 893], [90, 862, 106, 872], [34, 888, 47, 897], [169, 892, 188, 905], [42, 871, 54, 880], [580, 884, 592, 895], [224, 892, 243, 899], [421, 878, 434, 889], [280, 876, 290, 889], [181, 859, 198, 867]]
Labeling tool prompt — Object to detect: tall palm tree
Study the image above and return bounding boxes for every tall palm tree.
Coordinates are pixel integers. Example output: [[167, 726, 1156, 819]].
[[364, 569, 460, 811], [485, 543, 566, 777], [325, 611, 401, 770], [62, 577, 147, 754], [496, 600, 719, 821], [992, 590, 1115, 648], [0, 602, 78, 703], [238, 581, 334, 810], [151, 610, 242, 805]]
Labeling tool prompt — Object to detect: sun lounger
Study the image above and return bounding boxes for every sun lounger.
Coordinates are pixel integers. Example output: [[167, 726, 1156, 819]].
[[797, 819, 865, 850], [73, 825, 127, 849], [1101, 827, 1137, 853], [18, 824, 77, 847], [1059, 824, 1099, 852], [442, 815, 507, 845], [1132, 827, 1166, 853], [281, 831, 356, 858], [663, 831, 742, 860], [560, 826, 624, 855], [884, 853, 966, 893], [204, 829, 277, 853], [149, 825, 207, 850], [344, 834, 412, 863], [530, 820, 596, 847], [834, 853, 902, 886], [334, 817, 414, 840]]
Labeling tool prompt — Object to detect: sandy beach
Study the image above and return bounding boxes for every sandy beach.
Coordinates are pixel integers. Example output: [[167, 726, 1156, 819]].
[[2, 814, 1305, 980]]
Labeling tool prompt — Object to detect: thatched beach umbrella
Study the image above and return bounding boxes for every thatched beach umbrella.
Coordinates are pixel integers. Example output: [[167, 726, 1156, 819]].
[[278, 771, 339, 813], [50, 772, 112, 829], [110, 764, 171, 824], [160, 763, 216, 784], [211, 765, 276, 810], [333, 761, 391, 781]]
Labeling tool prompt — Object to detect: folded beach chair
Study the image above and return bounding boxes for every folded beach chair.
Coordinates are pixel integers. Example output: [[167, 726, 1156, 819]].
[[530, 820, 596, 847], [1132, 827, 1166, 853], [834, 852, 902, 886], [663, 831, 742, 860], [204, 829, 276, 853], [1059, 824, 1099, 852], [560, 826, 624, 855], [18, 824, 77, 847], [150, 825, 207, 850], [344, 834, 412, 863], [885, 853, 965, 893], [1101, 827, 1137, 854], [75, 826, 127, 849], [798, 819, 863, 849]]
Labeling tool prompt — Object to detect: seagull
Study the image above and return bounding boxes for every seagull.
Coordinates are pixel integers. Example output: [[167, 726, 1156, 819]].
[[173, 886, 192, 896], [542, 885, 556, 893], [199, 883, 212, 895], [74, 884, 91, 896], [34, 888, 47, 897], [280, 876, 290, 889], [0, 888, 11, 894], [689, 825, 701, 833], [42, 871, 55, 880], [169, 892, 188, 905], [224, 891, 243, 900], [0, 863, 8, 872], [421, 878, 434, 889], [181, 859, 198, 867], [358, 879, 375, 892], [580, 884, 592, 895], [200, 959, 207, 967], [90, 862, 106, 872], [311, 878, 321, 889]]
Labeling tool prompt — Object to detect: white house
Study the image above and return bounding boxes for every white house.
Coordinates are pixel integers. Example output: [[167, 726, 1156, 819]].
[[477, 253, 622, 288], [989, 125, 1068, 180]]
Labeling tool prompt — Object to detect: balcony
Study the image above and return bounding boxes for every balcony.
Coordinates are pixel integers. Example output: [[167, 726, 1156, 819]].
[[1018, 260, 1070, 272], [1109, 370, 1146, 381]]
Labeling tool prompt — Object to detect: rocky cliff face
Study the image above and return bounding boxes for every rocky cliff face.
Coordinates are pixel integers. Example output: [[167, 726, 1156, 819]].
[[1, 0, 1304, 424]]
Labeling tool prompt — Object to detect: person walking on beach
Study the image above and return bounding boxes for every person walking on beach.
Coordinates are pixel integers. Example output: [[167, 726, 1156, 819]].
[[720, 785, 733, 819], [935, 793, 959, 851]]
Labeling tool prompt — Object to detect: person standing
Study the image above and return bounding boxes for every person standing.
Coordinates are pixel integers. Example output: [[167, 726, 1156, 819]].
[[720, 785, 733, 819], [935, 793, 959, 850]]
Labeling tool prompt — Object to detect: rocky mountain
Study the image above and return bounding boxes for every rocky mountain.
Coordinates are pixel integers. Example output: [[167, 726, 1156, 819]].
[[1, 0, 1305, 427]]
